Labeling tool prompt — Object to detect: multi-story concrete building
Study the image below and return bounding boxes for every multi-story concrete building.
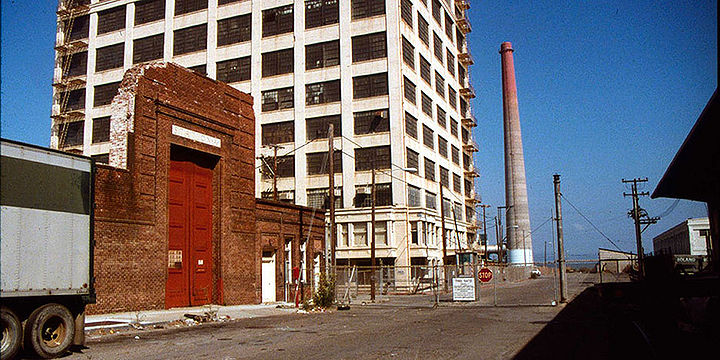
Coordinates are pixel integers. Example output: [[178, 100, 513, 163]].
[[653, 217, 712, 256], [50, 0, 480, 278]]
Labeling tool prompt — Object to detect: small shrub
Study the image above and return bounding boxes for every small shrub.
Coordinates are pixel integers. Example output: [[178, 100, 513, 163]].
[[313, 272, 335, 308], [301, 299, 313, 311]]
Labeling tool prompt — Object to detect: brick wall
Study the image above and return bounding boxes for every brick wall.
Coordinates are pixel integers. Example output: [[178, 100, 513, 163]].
[[91, 62, 326, 314], [255, 199, 326, 303], [91, 62, 256, 313]]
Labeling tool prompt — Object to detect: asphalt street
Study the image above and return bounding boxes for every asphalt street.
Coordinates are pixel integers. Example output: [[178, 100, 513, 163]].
[[36, 273, 599, 360]]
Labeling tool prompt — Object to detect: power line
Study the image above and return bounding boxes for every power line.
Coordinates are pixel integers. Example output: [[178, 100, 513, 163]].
[[340, 134, 426, 174], [521, 216, 553, 240], [280, 137, 321, 157], [656, 199, 680, 218], [340, 134, 362, 148], [343, 133, 477, 177], [255, 138, 321, 170], [263, 135, 472, 206], [337, 148, 469, 206], [560, 193, 623, 252], [299, 151, 329, 250]]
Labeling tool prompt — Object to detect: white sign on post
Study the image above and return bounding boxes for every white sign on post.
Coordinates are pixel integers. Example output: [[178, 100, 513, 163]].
[[452, 277, 476, 301]]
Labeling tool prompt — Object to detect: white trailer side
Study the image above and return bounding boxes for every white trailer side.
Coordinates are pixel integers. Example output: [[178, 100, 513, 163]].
[[1, 139, 94, 359]]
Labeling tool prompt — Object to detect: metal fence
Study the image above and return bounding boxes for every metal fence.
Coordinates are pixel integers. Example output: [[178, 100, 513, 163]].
[[596, 258, 636, 283], [328, 258, 635, 308], [331, 263, 555, 307]]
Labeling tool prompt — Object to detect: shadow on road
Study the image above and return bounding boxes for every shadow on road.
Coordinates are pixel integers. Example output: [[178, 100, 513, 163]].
[[513, 287, 612, 360], [513, 280, 719, 360]]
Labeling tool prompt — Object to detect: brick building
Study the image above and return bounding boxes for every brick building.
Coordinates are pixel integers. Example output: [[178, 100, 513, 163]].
[[51, 0, 481, 280], [91, 62, 324, 314], [256, 199, 326, 303]]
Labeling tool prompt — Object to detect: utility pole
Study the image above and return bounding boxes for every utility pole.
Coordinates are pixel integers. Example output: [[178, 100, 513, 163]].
[[440, 185, 448, 263], [260, 144, 281, 201], [479, 204, 491, 260], [328, 124, 336, 272], [622, 178, 658, 278], [261, 144, 283, 201], [494, 217, 500, 263], [439, 184, 448, 291], [272, 146, 279, 201], [452, 203, 462, 272], [553, 174, 568, 303], [370, 166, 377, 301]]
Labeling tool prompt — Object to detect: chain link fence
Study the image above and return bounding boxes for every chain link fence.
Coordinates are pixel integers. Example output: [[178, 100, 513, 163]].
[[327, 257, 635, 308]]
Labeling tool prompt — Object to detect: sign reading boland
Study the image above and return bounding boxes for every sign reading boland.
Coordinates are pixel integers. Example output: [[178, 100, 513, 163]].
[[478, 268, 493, 283]]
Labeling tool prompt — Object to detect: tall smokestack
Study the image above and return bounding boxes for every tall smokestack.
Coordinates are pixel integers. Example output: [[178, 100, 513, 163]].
[[500, 42, 534, 266]]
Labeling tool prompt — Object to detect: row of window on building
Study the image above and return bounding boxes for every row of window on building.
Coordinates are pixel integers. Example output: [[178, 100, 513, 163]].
[[406, 110, 473, 146], [409, 220, 473, 248], [62, 0, 468, 112], [261, 108, 388, 145], [402, 0, 468, 50], [65, 0, 458, 48], [59, 72, 386, 117], [64, 29, 385, 78], [262, 174, 472, 217], [260, 105, 471, 164], [262, 130, 466, 181], [400, 2, 469, 81], [335, 219, 473, 249], [65, 0, 461, 46]]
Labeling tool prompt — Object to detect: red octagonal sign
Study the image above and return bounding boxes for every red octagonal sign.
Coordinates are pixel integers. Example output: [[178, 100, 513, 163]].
[[478, 268, 493, 283]]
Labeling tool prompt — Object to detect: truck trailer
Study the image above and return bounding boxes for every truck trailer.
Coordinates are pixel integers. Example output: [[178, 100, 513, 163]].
[[1, 139, 94, 359]]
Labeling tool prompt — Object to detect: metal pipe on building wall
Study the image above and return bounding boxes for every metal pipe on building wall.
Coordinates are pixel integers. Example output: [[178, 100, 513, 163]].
[[500, 42, 534, 265]]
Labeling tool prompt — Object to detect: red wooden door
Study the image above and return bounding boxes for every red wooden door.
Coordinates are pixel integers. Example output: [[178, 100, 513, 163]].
[[166, 151, 213, 308], [166, 162, 190, 308], [189, 163, 212, 305]]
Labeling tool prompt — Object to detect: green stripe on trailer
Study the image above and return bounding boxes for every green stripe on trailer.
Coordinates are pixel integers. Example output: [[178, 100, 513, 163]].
[[0, 156, 91, 215]]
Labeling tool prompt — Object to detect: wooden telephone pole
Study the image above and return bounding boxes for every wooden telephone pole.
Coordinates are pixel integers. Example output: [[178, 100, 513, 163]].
[[328, 124, 336, 272], [553, 174, 568, 303], [261, 144, 283, 201], [622, 177, 658, 278], [479, 204, 491, 260], [370, 166, 377, 301]]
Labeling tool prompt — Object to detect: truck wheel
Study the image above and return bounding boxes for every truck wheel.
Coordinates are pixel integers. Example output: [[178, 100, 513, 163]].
[[24, 304, 75, 359], [1, 306, 22, 360]]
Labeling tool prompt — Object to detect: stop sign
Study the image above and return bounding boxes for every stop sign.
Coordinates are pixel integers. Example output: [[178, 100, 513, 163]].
[[478, 268, 493, 283]]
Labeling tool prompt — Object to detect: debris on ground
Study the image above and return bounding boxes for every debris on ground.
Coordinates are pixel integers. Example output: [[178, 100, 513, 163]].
[[276, 304, 298, 309], [184, 313, 211, 323]]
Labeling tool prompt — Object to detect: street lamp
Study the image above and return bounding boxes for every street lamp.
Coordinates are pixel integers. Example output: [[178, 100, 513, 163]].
[[370, 166, 417, 302]]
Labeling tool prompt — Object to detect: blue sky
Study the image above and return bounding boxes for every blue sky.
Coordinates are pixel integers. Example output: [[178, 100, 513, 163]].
[[468, 1, 716, 259], [1, 1, 716, 259]]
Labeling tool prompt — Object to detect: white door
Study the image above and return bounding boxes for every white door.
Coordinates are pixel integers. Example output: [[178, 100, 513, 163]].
[[313, 254, 321, 290], [262, 252, 276, 302]]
